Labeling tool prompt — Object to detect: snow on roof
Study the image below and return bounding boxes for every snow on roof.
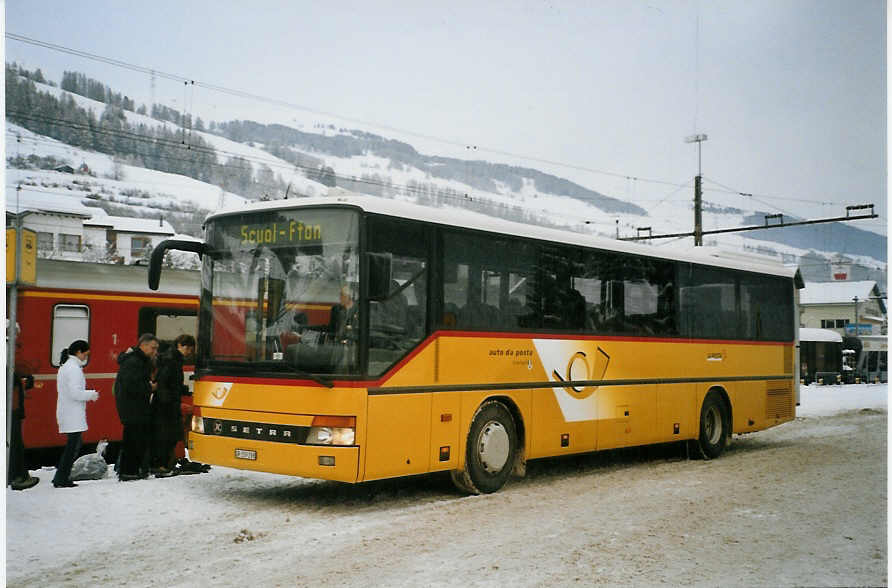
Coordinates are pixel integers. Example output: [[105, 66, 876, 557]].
[[84, 215, 176, 235], [206, 192, 797, 278], [861, 315, 886, 323], [171, 233, 204, 242], [4, 187, 95, 218], [799, 327, 843, 343], [800, 281, 879, 305]]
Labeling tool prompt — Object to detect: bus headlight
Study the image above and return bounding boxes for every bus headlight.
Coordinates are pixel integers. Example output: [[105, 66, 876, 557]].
[[306, 426, 355, 446], [191, 414, 205, 434], [306, 415, 356, 446]]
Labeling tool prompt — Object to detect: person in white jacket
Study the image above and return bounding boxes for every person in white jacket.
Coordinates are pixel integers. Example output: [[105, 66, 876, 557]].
[[52, 340, 99, 488]]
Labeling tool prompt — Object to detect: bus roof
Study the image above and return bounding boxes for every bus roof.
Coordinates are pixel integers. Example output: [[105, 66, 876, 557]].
[[209, 192, 798, 279], [799, 328, 843, 343]]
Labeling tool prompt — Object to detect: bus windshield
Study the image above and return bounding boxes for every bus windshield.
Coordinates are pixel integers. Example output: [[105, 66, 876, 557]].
[[203, 208, 360, 375]]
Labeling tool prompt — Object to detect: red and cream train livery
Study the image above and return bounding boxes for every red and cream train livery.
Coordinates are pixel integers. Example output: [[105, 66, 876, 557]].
[[11, 259, 198, 454]]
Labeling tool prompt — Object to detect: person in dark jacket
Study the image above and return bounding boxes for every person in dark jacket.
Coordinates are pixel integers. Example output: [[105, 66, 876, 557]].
[[114, 333, 159, 481], [150, 334, 195, 476], [8, 370, 39, 490]]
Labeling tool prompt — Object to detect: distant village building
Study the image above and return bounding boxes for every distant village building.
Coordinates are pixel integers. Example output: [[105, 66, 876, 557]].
[[84, 215, 175, 264], [53, 164, 75, 174], [6, 191, 175, 265], [799, 280, 886, 337], [6, 192, 92, 262]]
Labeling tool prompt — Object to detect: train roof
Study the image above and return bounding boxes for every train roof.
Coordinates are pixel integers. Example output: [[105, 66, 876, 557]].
[[28, 259, 199, 296], [208, 192, 799, 279]]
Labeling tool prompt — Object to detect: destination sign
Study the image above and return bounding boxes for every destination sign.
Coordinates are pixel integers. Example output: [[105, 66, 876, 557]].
[[240, 220, 322, 246]]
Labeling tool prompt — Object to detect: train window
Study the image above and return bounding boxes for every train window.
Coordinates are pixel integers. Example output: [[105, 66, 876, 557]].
[[138, 308, 197, 351], [51, 305, 90, 366]]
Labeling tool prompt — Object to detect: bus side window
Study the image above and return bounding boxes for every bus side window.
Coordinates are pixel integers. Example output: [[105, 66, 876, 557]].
[[51, 304, 90, 366], [367, 216, 430, 376]]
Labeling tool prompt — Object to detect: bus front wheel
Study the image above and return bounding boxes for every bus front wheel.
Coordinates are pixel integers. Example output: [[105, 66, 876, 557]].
[[693, 391, 729, 459], [452, 400, 517, 494]]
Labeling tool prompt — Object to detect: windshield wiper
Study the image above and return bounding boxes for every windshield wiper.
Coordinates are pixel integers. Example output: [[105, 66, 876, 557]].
[[278, 362, 334, 388], [206, 360, 334, 388]]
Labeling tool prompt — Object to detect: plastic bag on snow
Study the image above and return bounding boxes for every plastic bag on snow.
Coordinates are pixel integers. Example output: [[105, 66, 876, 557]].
[[70, 439, 110, 481]]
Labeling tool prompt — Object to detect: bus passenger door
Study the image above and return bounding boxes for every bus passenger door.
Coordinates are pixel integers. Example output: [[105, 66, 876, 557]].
[[363, 393, 431, 481]]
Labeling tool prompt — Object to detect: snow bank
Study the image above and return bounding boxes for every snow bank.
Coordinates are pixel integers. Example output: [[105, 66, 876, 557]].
[[796, 382, 887, 417]]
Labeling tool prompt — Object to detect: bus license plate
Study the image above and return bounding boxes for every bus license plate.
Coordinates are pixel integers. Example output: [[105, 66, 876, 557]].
[[235, 449, 257, 460]]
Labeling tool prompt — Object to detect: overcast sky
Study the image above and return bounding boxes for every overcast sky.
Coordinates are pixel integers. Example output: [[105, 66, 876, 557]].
[[5, 0, 887, 235]]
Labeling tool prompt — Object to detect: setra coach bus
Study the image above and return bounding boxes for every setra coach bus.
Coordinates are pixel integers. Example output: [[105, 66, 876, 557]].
[[150, 193, 802, 493], [11, 258, 198, 461]]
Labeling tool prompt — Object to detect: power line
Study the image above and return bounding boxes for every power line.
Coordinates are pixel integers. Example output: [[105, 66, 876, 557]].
[[620, 206, 879, 242], [9, 39, 857, 215], [8, 36, 884, 248], [11, 117, 888, 252], [9, 33, 878, 216], [701, 176, 840, 211], [6, 32, 687, 190]]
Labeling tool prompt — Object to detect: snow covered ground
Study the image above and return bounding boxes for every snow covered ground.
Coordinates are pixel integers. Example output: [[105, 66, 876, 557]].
[[4, 383, 887, 586]]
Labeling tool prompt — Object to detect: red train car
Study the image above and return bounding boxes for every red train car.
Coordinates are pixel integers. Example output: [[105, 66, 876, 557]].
[[11, 259, 199, 459]]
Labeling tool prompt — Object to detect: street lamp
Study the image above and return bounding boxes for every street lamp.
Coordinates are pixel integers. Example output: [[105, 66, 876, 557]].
[[685, 133, 708, 176]]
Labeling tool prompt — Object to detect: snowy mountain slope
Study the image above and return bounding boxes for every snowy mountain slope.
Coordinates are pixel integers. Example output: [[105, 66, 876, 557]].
[[13, 78, 319, 179], [11, 115, 873, 275], [5, 75, 886, 276], [7, 122, 249, 213]]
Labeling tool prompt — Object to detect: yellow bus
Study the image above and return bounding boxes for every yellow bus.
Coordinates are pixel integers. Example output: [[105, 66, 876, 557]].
[[150, 194, 802, 493]]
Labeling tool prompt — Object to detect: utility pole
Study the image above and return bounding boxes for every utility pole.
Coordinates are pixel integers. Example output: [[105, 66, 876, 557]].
[[694, 175, 702, 246], [6, 196, 25, 484], [853, 296, 860, 335], [685, 133, 708, 246]]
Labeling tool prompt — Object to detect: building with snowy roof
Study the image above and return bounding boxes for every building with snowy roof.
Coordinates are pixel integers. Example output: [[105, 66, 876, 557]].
[[6, 188, 176, 264], [84, 215, 176, 264], [6, 188, 95, 261], [799, 280, 886, 337]]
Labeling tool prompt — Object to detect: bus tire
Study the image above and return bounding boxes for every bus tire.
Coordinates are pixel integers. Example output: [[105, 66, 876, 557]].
[[694, 391, 729, 460], [454, 400, 517, 494]]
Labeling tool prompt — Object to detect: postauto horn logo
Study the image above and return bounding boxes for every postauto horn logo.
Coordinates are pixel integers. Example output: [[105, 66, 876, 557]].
[[533, 340, 610, 422]]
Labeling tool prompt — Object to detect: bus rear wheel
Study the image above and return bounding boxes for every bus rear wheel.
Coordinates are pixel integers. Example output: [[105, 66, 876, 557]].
[[693, 391, 729, 459], [452, 400, 517, 494]]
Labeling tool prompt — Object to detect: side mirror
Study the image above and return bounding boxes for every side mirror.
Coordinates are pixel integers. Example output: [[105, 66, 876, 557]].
[[366, 252, 392, 301], [149, 239, 209, 290]]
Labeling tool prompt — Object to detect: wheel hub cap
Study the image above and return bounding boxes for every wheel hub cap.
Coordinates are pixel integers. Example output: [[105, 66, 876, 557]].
[[477, 421, 510, 474], [705, 405, 722, 445]]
